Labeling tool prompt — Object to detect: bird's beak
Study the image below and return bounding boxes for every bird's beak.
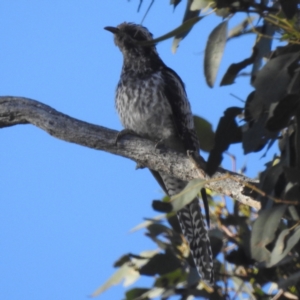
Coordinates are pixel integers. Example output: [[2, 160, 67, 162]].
[[104, 26, 120, 34]]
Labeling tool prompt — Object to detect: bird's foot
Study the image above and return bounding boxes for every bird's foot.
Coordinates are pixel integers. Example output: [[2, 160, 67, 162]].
[[115, 129, 139, 145]]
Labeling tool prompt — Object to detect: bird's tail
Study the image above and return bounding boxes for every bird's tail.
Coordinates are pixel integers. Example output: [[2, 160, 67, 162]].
[[177, 198, 214, 285], [151, 171, 214, 284]]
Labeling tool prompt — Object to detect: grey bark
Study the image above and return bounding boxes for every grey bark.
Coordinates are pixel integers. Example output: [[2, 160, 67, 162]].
[[0, 96, 260, 210]]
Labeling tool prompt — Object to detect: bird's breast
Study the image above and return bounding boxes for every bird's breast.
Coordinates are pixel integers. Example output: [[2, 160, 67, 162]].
[[115, 72, 175, 141]]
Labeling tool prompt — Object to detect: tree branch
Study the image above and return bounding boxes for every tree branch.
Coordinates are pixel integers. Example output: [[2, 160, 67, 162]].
[[0, 96, 260, 210]]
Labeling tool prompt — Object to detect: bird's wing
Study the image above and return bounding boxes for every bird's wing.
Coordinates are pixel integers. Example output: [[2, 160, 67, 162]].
[[159, 66, 211, 225], [160, 66, 200, 153]]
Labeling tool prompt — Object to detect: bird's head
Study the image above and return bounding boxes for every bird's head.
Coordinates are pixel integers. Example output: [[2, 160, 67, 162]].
[[104, 22, 159, 59]]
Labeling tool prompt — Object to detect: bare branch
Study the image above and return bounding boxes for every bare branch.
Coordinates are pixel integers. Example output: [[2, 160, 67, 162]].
[[0, 96, 260, 210]]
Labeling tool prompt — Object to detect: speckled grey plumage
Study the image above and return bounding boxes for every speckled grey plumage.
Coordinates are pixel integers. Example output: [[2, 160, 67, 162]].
[[105, 22, 214, 284]]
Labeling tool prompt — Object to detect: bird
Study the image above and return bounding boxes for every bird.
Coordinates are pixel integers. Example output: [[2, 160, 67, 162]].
[[104, 22, 214, 285]]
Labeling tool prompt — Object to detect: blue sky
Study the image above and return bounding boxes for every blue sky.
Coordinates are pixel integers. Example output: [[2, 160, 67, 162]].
[[1, 1, 277, 300]]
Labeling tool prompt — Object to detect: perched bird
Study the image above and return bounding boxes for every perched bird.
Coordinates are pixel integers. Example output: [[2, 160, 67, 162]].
[[105, 22, 214, 284]]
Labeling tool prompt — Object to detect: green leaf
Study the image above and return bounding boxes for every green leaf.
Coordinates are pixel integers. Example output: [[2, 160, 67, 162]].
[[227, 17, 256, 40], [139, 287, 165, 299], [125, 288, 150, 300], [252, 21, 276, 77], [114, 254, 132, 268], [139, 249, 182, 276], [268, 225, 300, 267], [154, 268, 186, 287], [220, 52, 256, 86], [90, 264, 139, 297], [130, 214, 166, 232], [91, 251, 158, 297], [147, 223, 173, 237], [172, 0, 202, 53], [137, 16, 204, 47], [193, 115, 215, 152], [250, 52, 300, 120], [190, 0, 210, 10], [206, 107, 242, 176], [170, 178, 206, 212], [204, 20, 228, 87], [170, 0, 182, 9], [250, 205, 286, 263]]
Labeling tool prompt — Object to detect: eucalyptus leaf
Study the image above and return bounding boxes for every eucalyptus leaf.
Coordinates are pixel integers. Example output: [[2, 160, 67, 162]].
[[172, 0, 202, 53], [170, 178, 206, 212], [204, 20, 228, 87], [90, 264, 139, 297], [250, 205, 286, 263], [137, 16, 203, 47]]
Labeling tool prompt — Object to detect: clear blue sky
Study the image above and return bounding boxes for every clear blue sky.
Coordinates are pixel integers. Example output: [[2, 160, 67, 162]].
[[1, 1, 276, 300]]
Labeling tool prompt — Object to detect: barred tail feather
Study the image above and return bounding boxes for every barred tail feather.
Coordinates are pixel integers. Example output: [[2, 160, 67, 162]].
[[177, 198, 214, 285]]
